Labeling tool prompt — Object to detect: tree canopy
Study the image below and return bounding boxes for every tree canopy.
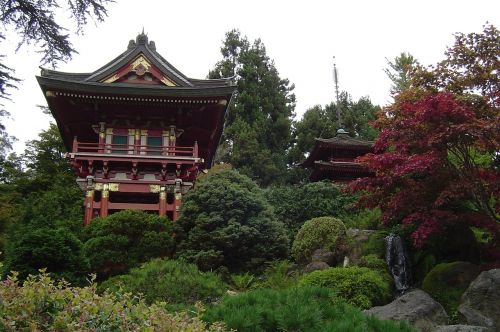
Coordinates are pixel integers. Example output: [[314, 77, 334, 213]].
[[351, 24, 499, 252], [209, 30, 296, 186]]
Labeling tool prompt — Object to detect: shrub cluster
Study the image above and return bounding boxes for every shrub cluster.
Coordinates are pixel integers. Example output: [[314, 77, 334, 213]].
[[178, 170, 289, 272], [99, 258, 227, 310], [0, 271, 227, 331], [299, 266, 391, 309], [265, 181, 356, 235], [82, 210, 179, 277], [291, 216, 346, 263], [203, 286, 413, 332]]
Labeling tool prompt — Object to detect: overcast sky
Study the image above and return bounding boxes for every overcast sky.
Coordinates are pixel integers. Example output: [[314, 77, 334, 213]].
[[2, 0, 499, 153]]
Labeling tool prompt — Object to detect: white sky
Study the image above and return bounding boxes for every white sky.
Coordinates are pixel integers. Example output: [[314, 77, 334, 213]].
[[2, 0, 499, 153]]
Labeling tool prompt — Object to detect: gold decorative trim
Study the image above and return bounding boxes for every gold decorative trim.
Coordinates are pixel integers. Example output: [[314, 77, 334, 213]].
[[94, 183, 104, 191], [86, 190, 94, 197], [161, 76, 177, 87], [159, 192, 167, 200], [106, 128, 114, 135], [175, 193, 182, 200], [128, 129, 136, 135], [131, 55, 152, 71], [109, 183, 120, 192], [150, 184, 161, 193], [102, 74, 119, 83], [218, 99, 227, 106], [141, 130, 148, 136], [45, 91, 56, 98]]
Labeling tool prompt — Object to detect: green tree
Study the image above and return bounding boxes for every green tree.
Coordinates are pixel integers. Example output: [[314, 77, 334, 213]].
[[3, 227, 89, 284], [83, 210, 178, 278], [178, 169, 289, 272], [289, 93, 379, 164], [265, 181, 356, 237], [384, 52, 418, 95], [209, 30, 296, 186], [0, 0, 111, 98]]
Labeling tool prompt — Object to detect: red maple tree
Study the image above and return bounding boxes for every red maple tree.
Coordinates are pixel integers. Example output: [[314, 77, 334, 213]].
[[351, 24, 499, 252]]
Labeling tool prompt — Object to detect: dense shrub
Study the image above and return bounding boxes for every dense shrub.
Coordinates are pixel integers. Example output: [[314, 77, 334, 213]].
[[203, 286, 414, 332], [0, 271, 227, 331], [99, 258, 227, 309], [3, 227, 89, 285], [83, 210, 178, 278], [299, 267, 391, 309], [178, 170, 289, 272], [361, 230, 389, 258], [343, 208, 382, 230], [422, 261, 480, 316], [265, 182, 356, 235], [358, 254, 387, 271], [291, 217, 346, 263]]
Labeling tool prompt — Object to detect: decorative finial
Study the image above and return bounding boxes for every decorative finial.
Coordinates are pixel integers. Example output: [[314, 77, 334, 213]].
[[333, 56, 343, 131]]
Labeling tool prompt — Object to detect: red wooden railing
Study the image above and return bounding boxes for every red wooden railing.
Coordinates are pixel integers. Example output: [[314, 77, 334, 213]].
[[72, 139, 198, 158]]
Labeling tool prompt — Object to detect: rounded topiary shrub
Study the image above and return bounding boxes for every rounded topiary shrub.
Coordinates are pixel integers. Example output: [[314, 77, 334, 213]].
[[177, 170, 289, 272], [299, 266, 391, 309], [422, 261, 480, 315], [99, 258, 227, 309], [291, 217, 346, 264]]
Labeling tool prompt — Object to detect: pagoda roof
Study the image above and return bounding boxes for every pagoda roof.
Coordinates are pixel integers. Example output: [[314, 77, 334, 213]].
[[38, 31, 235, 92], [315, 134, 374, 148], [302, 133, 374, 167], [310, 160, 373, 182]]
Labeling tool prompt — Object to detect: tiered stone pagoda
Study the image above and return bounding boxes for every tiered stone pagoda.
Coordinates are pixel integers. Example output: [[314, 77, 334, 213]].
[[37, 32, 235, 224], [302, 130, 374, 182]]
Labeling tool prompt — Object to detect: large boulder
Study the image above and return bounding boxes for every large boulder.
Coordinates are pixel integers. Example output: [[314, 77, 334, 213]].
[[303, 261, 330, 273], [458, 269, 500, 331], [422, 262, 480, 315], [364, 289, 448, 331], [311, 248, 336, 265]]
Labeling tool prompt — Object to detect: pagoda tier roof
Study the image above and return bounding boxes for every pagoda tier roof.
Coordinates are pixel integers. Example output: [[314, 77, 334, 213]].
[[302, 133, 374, 168], [310, 160, 373, 182], [38, 32, 235, 89]]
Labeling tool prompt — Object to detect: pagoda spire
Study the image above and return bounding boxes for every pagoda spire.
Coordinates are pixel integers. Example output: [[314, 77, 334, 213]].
[[333, 56, 347, 135]]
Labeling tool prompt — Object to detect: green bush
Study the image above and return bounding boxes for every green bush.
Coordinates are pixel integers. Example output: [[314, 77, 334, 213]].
[[299, 267, 391, 309], [3, 227, 89, 285], [422, 261, 480, 317], [361, 230, 389, 258], [291, 217, 346, 263], [256, 260, 298, 290], [178, 170, 289, 272], [99, 258, 227, 310], [265, 182, 356, 236], [83, 210, 179, 278], [0, 271, 227, 331], [343, 208, 382, 230], [230, 272, 257, 291], [203, 286, 414, 332], [358, 254, 387, 271]]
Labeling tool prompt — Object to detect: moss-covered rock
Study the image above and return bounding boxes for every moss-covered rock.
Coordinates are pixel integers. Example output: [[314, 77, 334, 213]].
[[422, 261, 480, 317], [291, 217, 346, 264]]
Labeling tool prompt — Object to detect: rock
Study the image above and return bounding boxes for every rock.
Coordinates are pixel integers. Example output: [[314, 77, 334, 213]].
[[459, 269, 500, 331], [422, 261, 480, 314], [311, 249, 336, 265], [364, 289, 448, 332], [433, 325, 489, 332], [347, 228, 376, 241], [303, 261, 329, 273]]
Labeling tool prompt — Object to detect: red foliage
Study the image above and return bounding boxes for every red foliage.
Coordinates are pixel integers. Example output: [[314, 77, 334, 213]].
[[350, 92, 499, 248]]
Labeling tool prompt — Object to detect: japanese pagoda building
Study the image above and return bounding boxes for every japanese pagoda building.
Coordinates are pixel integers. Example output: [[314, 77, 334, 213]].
[[37, 32, 235, 224], [302, 130, 374, 182]]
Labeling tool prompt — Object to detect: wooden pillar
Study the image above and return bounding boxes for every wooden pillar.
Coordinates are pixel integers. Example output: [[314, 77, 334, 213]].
[[84, 189, 94, 225], [100, 184, 109, 218], [172, 180, 182, 221], [169, 125, 176, 156], [98, 122, 106, 153], [134, 129, 141, 155], [159, 186, 167, 217]]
